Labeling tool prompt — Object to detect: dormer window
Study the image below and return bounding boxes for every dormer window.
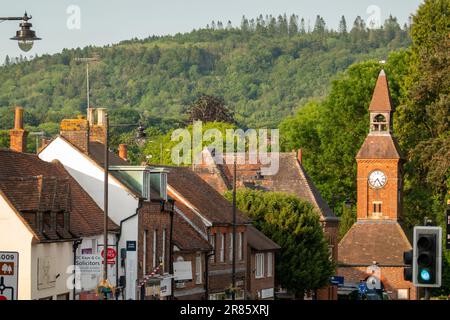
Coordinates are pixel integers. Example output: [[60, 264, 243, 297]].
[[371, 114, 388, 132]]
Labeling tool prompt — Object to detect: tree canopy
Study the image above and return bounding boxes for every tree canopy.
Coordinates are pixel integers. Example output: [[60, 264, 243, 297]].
[[225, 189, 334, 298]]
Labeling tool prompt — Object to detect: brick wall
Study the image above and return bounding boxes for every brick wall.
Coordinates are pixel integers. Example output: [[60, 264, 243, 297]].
[[247, 249, 276, 300], [357, 159, 402, 220], [137, 201, 170, 276], [90, 125, 106, 144], [208, 225, 247, 296], [9, 129, 28, 152], [60, 118, 90, 153], [173, 251, 207, 300]]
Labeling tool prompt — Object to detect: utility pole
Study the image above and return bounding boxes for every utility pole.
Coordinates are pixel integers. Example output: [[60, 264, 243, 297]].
[[74, 56, 100, 113], [232, 156, 237, 300]]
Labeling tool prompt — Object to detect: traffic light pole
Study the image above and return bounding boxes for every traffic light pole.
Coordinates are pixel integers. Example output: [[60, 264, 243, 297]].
[[424, 288, 430, 300]]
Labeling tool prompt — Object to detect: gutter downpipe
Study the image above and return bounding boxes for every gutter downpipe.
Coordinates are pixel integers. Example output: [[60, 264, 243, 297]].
[[115, 198, 143, 300]]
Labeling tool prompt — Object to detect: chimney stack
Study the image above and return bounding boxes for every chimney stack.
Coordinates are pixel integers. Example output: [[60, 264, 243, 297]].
[[89, 108, 107, 144], [87, 107, 95, 125], [60, 116, 90, 153], [97, 108, 107, 126], [297, 149, 303, 164], [118, 144, 128, 161], [10, 106, 28, 152]]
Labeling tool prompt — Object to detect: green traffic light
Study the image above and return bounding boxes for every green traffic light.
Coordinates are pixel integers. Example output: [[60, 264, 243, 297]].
[[420, 269, 431, 281]]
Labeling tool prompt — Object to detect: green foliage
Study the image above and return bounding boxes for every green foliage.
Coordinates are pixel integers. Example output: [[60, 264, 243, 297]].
[[338, 204, 356, 240], [142, 121, 236, 165], [396, 0, 450, 229], [280, 53, 410, 216], [225, 189, 335, 297], [188, 95, 234, 123], [394, 0, 450, 295], [0, 14, 410, 136]]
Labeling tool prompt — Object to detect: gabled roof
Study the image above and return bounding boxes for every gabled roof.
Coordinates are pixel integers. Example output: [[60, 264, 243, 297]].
[[48, 136, 150, 199], [356, 134, 404, 160], [0, 149, 118, 242], [369, 70, 393, 112], [195, 152, 337, 221], [247, 226, 280, 251], [338, 220, 411, 266], [161, 165, 250, 225], [88, 141, 130, 167]]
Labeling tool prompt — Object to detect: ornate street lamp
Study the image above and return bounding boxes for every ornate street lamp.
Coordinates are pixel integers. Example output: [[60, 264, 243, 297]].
[[1, 12, 41, 52]]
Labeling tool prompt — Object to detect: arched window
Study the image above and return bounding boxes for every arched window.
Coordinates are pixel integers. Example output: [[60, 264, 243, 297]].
[[374, 114, 386, 123], [372, 114, 388, 132]]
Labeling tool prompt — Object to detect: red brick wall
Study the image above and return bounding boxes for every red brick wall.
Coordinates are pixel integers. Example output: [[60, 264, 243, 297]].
[[9, 129, 28, 152], [137, 201, 171, 276], [208, 226, 247, 295], [357, 159, 402, 221], [247, 249, 276, 300], [338, 266, 417, 300], [137, 201, 208, 299], [90, 125, 106, 144], [173, 251, 207, 299]]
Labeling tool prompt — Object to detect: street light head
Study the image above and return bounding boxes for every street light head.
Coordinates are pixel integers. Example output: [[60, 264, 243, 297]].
[[10, 13, 41, 52]]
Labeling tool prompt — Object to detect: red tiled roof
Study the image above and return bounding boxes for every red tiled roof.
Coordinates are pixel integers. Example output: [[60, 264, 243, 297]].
[[369, 70, 393, 112], [173, 213, 211, 251], [247, 226, 280, 251], [0, 149, 118, 242], [195, 152, 337, 221], [338, 220, 411, 266], [162, 165, 250, 225], [356, 135, 403, 159]]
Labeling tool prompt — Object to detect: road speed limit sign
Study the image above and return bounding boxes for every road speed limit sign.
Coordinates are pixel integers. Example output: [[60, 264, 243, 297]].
[[0, 252, 19, 300]]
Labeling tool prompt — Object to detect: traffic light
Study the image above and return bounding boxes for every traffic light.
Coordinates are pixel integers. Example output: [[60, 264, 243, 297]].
[[413, 226, 442, 287], [403, 249, 413, 282]]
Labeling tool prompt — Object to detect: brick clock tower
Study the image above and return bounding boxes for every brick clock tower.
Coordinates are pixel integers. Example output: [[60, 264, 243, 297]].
[[338, 70, 416, 300], [356, 69, 403, 221]]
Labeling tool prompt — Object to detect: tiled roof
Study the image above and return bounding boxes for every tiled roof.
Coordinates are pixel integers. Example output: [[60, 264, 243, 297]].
[[247, 226, 280, 251], [173, 213, 211, 251], [356, 135, 403, 159], [0, 149, 118, 242], [196, 152, 337, 221], [88, 141, 129, 167], [162, 165, 251, 225], [338, 220, 411, 266], [369, 70, 393, 112]]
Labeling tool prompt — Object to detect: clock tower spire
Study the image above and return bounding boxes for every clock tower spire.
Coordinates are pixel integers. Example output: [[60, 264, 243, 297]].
[[355, 70, 404, 221]]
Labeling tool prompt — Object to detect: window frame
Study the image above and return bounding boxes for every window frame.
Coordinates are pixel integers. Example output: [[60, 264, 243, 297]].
[[255, 253, 265, 279]]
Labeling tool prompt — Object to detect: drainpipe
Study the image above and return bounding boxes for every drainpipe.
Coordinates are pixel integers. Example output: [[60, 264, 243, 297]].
[[115, 198, 143, 300], [204, 228, 215, 300], [169, 201, 174, 300], [72, 239, 82, 300]]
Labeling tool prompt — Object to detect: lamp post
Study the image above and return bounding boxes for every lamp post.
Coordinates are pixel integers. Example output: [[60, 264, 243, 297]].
[[102, 114, 147, 299], [1, 12, 41, 52], [74, 56, 100, 113], [231, 156, 237, 300]]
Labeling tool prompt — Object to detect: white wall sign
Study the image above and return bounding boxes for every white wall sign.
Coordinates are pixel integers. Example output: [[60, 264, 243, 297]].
[[173, 261, 192, 281], [260, 288, 274, 299], [76, 254, 102, 275], [160, 277, 172, 297], [0, 252, 19, 300]]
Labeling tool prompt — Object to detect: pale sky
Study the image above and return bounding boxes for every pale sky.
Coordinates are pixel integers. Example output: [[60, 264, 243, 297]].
[[0, 0, 422, 63]]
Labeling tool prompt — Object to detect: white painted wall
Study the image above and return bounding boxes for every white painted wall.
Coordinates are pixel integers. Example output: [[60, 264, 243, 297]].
[[39, 137, 140, 299], [31, 241, 74, 300], [0, 195, 33, 300], [0, 195, 74, 300]]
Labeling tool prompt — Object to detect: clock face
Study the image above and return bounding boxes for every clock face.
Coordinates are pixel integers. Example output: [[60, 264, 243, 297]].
[[368, 170, 387, 189]]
